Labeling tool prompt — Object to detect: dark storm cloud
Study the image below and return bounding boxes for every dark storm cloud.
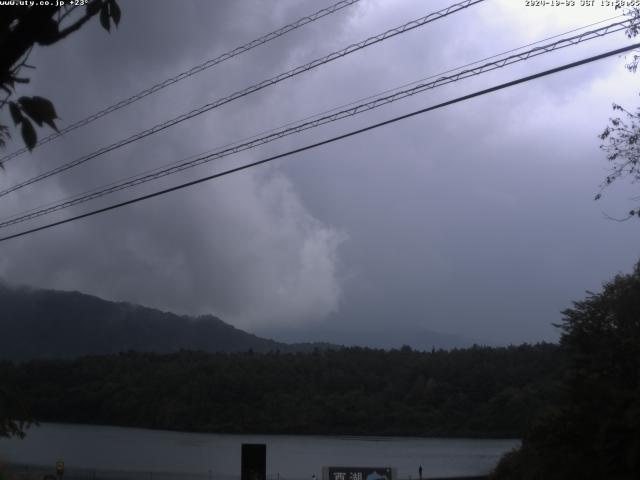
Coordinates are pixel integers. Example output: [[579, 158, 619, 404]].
[[267, 0, 640, 343], [0, 0, 352, 328], [0, 0, 638, 343]]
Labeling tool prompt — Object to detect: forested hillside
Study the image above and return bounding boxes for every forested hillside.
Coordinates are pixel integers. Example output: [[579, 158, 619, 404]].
[[0, 283, 329, 359], [491, 262, 640, 479], [2, 344, 563, 438]]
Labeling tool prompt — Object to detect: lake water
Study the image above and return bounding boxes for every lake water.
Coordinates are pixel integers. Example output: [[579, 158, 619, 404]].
[[0, 423, 518, 479]]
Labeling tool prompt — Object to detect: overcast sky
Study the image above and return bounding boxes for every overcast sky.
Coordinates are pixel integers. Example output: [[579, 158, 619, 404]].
[[1, 0, 639, 347]]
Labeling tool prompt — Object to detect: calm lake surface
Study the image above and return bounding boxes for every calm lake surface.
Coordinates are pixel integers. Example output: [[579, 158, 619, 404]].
[[0, 423, 519, 479]]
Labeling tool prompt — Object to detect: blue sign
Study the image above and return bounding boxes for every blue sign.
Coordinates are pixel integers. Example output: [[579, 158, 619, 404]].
[[327, 467, 392, 480]]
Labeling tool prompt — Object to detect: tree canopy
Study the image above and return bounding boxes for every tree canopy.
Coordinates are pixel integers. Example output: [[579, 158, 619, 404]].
[[0, 343, 563, 438], [492, 261, 640, 479], [597, 7, 640, 218], [0, 0, 120, 152]]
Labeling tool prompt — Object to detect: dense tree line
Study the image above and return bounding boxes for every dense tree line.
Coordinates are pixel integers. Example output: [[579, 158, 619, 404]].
[[1, 344, 563, 438], [492, 263, 640, 479]]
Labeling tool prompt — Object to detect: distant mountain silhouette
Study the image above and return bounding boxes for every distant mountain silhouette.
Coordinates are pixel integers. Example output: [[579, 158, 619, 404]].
[[255, 321, 480, 351], [0, 282, 332, 360]]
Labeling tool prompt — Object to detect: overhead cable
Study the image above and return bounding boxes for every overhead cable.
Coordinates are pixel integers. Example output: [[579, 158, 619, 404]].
[[0, 42, 637, 244], [0, 0, 486, 197], [0, 19, 629, 229], [0, 0, 362, 164]]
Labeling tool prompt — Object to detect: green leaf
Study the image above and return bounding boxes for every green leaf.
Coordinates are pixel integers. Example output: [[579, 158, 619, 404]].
[[100, 3, 111, 32], [21, 119, 37, 151], [109, 0, 121, 26], [9, 102, 22, 125], [18, 96, 59, 132], [18, 97, 42, 127], [86, 0, 102, 16]]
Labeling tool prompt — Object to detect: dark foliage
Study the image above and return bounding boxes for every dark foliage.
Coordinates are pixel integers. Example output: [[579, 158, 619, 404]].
[[0, 381, 33, 439], [0, 343, 563, 438], [598, 103, 640, 218], [491, 262, 640, 480], [597, 7, 640, 218], [0, 0, 120, 152]]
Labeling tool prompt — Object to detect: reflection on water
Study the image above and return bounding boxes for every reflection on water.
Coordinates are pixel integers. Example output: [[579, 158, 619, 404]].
[[0, 423, 519, 479]]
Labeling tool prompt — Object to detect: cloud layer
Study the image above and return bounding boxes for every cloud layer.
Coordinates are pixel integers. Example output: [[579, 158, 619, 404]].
[[0, 0, 639, 344]]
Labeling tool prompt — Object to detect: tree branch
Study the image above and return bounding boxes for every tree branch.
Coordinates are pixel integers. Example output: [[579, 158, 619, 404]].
[[45, 4, 101, 45]]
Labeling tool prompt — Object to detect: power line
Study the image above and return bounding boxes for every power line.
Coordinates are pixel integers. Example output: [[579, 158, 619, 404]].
[[0, 0, 486, 198], [169, 14, 626, 160], [0, 0, 362, 164], [273, 14, 626, 129], [0, 19, 629, 229], [1, 42, 636, 244], [0, 18, 628, 227]]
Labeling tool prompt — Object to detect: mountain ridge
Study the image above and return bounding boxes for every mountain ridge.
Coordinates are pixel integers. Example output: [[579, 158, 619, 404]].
[[0, 282, 333, 360]]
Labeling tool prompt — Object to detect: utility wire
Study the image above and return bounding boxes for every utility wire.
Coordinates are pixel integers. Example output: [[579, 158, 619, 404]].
[[258, 13, 625, 131], [0, 0, 361, 164], [0, 19, 629, 229], [153, 13, 627, 163], [0, 18, 627, 226], [1, 42, 637, 244], [0, 0, 486, 198]]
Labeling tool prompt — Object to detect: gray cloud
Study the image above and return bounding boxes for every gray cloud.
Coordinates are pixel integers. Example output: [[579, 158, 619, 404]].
[[0, 0, 352, 329], [0, 170, 345, 329], [1, 0, 639, 345]]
